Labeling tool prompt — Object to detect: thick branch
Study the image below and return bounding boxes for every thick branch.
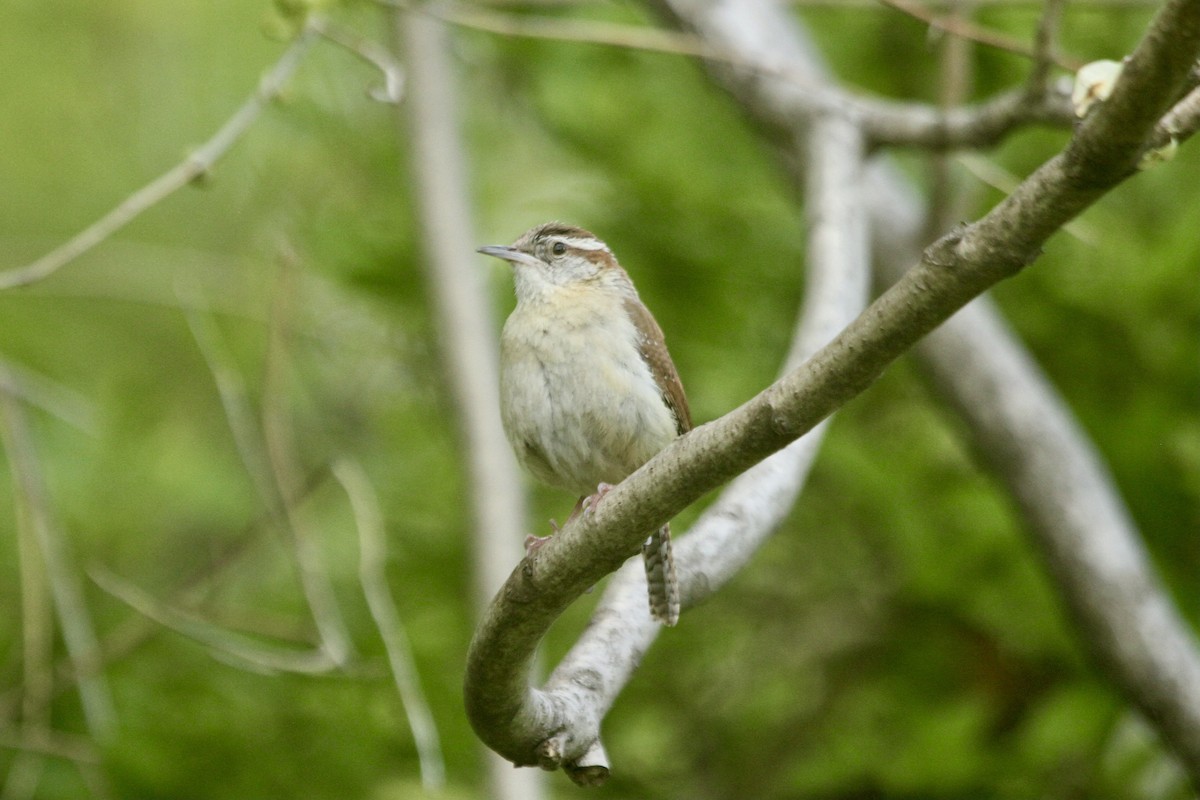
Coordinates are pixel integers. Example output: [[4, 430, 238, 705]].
[[866, 154, 1200, 784], [668, 0, 1200, 784], [862, 85, 1074, 149], [465, 0, 1200, 773], [921, 293, 1200, 774]]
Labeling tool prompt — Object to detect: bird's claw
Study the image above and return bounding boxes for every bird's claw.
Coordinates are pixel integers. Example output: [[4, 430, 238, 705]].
[[524, 534, 551, 556], [583, 482, 615, 516]]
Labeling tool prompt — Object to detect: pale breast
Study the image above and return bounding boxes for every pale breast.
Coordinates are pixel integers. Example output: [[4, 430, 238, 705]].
[[499, 287, 679, 496]]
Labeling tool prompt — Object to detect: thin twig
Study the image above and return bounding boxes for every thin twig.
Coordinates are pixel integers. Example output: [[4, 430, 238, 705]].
[[89, 568, 341, 675], [182, 277, 352, 670], [1027, 0, 1068, 90], [0, 28, 317, 291], [955, 153, 1100, 243], [1, 753, 44, 800], [0, 728, 104, 766], [333, 459, 446, 792], [926, 0, 976, 239], [0, 463, 332, 724], [310, 16, 405, 103], [0, 363, 97, 436], [1156, 84, 1200, 142], [261, 254, 355, 667], [180, 288, 281, 512], [406, 0, 728, 61], [0, 367, 116, 740], [6, 386, 54, 800], [878, 0, 1082, 70]]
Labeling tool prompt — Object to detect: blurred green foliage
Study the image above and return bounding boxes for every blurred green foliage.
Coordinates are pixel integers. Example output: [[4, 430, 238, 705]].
[[0, 0, 1196, 798]]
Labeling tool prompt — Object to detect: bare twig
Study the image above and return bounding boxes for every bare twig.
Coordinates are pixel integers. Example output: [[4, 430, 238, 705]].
[[411, 0, 727, 61], [1027, 0, 1068, 91], [0, 462, 332, 724], [0, 363, 97, 435], [927, 0, 976, 239], [333, 459, 445, 791], [955, 152, 1100, 243], [878, 0, 1082, 70], [181, 293, 282, 515], [0, 728, 101, 765], [89, 568, 340, 675], [0, 366, 116, 740], [6, 376, 54, 800], [427, 0, 1074, 150], [262, 256, 355, 667], [310, 16, 405, 103], [181, 278, 351, 671], [0, 28, 317, 291], [1153, 84, 1200, 145]]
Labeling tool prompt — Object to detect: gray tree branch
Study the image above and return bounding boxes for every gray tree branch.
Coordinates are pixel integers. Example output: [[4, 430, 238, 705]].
[[865, 130, 1200, 786], [394, 9, 545, 800]]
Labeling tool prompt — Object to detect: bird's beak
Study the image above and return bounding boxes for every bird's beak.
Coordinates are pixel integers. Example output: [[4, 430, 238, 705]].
[[476, 245, 541, 268]]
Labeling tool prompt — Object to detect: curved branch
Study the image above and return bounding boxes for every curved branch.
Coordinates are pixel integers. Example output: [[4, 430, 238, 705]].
[[466, 115, 870, 776], [862, 85, 1074, 150], [536, 114, 871, 785], [465, 0, 1200, 774]]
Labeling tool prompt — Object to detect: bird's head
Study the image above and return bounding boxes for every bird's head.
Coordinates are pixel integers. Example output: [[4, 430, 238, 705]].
[[478, 222, 627, 299]]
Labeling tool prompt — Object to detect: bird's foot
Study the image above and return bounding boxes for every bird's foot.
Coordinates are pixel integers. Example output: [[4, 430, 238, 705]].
[[524, 534, 551, 556], [582, 482, 616, 516]]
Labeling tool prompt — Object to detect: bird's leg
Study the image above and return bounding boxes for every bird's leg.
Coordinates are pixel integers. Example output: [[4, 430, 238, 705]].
[[563, 495, 588, 525], [526, 485, 613, 558]]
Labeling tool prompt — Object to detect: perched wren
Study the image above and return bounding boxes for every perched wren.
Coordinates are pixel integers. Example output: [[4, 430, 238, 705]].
[[478, 222, 691, 626]]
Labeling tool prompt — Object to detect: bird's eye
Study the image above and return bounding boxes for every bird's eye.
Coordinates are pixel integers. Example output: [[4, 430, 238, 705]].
[[551, 241, 566, 256]]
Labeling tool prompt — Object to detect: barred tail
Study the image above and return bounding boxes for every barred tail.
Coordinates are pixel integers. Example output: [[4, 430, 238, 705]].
[[642, 523, 680, 626]]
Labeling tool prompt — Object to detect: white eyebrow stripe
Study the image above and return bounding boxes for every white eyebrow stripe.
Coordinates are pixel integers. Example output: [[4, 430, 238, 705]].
[[558, 236, 608, 251]]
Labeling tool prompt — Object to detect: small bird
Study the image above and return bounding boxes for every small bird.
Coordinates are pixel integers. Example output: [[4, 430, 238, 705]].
[[478, 222, 691, 626]]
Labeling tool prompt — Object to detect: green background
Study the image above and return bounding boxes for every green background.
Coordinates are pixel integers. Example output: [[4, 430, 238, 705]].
[[0, 1, 1196, 797]]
